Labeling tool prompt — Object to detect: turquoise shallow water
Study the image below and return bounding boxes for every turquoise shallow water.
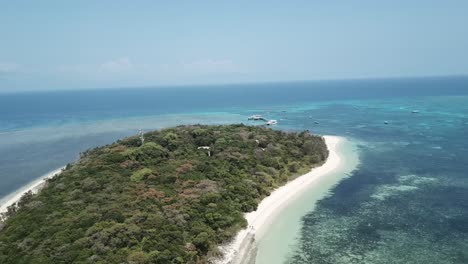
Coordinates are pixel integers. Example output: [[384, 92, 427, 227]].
[[0, 77, 468, 263], [274, 97, 468, 263], [255, 138, 360, 264]]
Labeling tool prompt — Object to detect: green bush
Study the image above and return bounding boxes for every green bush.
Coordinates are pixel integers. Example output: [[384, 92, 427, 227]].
[[130, 168, 152, 182]]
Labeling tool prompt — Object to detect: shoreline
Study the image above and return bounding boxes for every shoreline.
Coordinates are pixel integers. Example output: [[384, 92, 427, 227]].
[[215, 135, 345, 264], [0, 167, 65, 216]]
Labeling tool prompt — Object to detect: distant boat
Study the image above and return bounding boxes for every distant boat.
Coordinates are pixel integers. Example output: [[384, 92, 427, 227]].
[[412, 110, 420, 114], [384, 121, 389, 124], [266, 120, 278, 126], [248, 115, 265, 121], [314, 121, 319, 124]]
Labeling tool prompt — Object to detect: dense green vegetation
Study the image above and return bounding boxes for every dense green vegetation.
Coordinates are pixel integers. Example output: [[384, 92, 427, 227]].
[[0, 124, 328, 264]]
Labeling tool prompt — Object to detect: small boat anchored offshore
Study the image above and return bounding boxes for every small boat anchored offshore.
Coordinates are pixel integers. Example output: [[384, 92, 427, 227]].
[[248, 115, 266, 121], [266, 120, 278, 126], [412, 110, 420, 114], [248, 114, 277, 125]]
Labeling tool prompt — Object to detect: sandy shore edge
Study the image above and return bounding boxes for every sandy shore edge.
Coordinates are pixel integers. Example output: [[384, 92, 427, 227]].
[[0, 167, 65, 216], [215, 135, 344, 264]]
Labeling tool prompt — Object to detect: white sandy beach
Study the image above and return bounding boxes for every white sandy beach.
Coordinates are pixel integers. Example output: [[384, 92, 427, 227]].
[[216, 135, 344, 264], [0, 167, 65, 215]]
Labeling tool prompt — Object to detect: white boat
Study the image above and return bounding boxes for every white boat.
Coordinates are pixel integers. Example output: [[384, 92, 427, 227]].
[[266, 120, 278, 125], [248, 115, 264, 120]]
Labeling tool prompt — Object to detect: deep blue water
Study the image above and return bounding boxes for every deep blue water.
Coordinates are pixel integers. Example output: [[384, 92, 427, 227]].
[[1, 76, 466, 132], [1, 76, 468, 263]]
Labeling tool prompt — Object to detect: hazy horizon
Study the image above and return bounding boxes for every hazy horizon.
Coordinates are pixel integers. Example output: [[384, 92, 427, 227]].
[[1, 74, 468, 95]]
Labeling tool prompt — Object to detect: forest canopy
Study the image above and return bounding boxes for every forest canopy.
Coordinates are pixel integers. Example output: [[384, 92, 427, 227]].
[[0, 124, 328, 264]]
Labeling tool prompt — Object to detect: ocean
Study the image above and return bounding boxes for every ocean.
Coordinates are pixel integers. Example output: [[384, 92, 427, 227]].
[[1, 76, 468, 263]]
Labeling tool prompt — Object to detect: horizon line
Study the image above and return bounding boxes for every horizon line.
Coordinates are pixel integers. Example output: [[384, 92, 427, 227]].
[[1, 74, 468, 95]]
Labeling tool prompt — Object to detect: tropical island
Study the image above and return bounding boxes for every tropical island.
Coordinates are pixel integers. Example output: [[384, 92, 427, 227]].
[[0, 124, 329, 264]]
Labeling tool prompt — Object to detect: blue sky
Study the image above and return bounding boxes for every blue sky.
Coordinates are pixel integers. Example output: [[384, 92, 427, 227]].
[[1, 0, 467, 92]]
